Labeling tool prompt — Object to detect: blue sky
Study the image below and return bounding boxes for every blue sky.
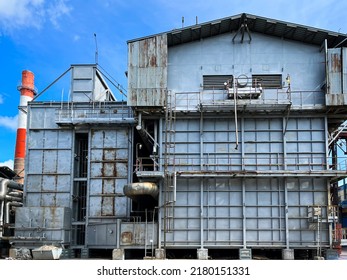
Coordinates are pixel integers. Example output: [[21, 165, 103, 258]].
[[0, 0, 347, 169]]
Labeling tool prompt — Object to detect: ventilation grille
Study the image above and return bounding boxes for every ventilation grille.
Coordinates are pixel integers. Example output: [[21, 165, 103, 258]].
[[252, 74, 282, 89], [203, 75, 233, 90]]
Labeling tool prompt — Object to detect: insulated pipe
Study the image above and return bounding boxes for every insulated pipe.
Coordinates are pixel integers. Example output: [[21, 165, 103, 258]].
[[0, 200, 4, 236], [14, 70, 35, 183], [123, 182, 159, 200], [5, 201, 23, 224], [0, 178, 23, 200]]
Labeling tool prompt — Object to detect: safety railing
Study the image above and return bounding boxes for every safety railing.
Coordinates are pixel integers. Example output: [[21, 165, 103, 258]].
[[174, 89, 325, 112], [134, 155, 347, 173], [55, 105, 133, 124]]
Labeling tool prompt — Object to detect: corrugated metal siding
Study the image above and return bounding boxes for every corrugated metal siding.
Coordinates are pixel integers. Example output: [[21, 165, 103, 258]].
[[327, 48, 342, 94], [128, 34, 167, 106], [343, 48, 347, 94]]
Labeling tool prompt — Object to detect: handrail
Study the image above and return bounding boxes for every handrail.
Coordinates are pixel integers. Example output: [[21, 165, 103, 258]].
[[134, 155, 347, 172]]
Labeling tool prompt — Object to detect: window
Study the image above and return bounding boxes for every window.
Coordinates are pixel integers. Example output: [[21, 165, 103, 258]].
[[252, 74, 282, 89], [203, 75, 233, 90]]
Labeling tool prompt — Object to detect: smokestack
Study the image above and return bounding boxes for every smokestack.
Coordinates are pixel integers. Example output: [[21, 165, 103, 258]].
[[14, 70, 35, 183]]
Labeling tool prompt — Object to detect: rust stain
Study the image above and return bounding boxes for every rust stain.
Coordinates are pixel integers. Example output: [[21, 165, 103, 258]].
[[331, 53, 341, 72], [121, 231, 133, 244], [150, 55, 157, 67]]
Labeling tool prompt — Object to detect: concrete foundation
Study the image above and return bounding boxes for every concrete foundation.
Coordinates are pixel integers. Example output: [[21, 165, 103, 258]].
[[197, 248, 209, 260], [325, 249, 339, 260], [112, 249, 125, 260], [155, 248, 166, 259], [239, 248, 252, 260], [282, 249, 295, 260]]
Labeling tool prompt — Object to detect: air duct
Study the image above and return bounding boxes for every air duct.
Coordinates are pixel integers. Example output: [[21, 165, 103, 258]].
[[123, 182, 159, 200]]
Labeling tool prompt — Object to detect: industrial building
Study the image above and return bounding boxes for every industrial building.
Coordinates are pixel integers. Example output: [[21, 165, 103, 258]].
[[2, 13, 347, 259]]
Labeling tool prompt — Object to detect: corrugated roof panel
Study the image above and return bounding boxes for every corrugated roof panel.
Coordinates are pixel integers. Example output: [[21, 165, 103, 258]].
[[129, 13, 347, 48]]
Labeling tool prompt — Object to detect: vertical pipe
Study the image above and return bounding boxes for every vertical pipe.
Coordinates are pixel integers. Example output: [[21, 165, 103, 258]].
[[284, 179, 289, 249], [200, 180, 204, 249], [14, 70, 35, 184], [158, 118, 163, 249], [116, 219, 121, 249], [0, 200, 4, 238], [200, 111, 204, 249], [242, 178, 246, 248], [233, 79, 239, 150]]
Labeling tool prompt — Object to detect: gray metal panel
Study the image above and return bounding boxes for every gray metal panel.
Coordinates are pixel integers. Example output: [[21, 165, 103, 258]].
[[87, 223, 118, 246], [164, 177, 329, 247], [343, 47, 347, 94], [71, 65, 94, 102], [29, 107, 60, 129], [168, 33, 324, 99], [15, 207, 71, 244], [128, 34, 167, 106], [25, 114, 73, 209]]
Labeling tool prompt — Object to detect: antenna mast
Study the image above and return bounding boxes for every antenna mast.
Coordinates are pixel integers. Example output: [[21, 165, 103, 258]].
[[94, 33, 99, 65]]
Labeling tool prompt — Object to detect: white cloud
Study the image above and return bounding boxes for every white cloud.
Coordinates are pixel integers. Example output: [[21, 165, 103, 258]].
[[0, 115, 18, 131], [0, 0, 71, 31], [0, 159, 14, 169], [73, 34, 80, 42]]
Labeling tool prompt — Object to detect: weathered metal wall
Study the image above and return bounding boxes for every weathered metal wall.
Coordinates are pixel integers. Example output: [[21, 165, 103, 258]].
[[15, 207, 71, 245], [168, 32, 324, 95], [167, 116, 326, 173], [15, 102, 134, 249], [89, 129, 129, 219], [25, 106, 72, 208], [327, 48, 343, 95], [163, 177, 329, 247], [161, 114, 330, 248], [127, 34, 167, 106]]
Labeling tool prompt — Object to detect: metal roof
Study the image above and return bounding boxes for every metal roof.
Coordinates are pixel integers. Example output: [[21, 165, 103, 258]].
[[128, 13, 347, 48]]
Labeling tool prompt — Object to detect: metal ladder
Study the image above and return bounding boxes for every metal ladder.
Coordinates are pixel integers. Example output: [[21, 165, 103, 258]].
[[163, 90, 176, 234]]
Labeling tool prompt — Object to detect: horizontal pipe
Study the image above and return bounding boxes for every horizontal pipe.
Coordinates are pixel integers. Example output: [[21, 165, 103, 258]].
[[123, 182, 159, 200], [0, 178, 23, 201], [5, 195, 22, 202], [7, 192, 23, 198]]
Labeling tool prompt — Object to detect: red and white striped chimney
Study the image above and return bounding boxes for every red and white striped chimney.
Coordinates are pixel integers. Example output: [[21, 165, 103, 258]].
[[14, 70, 35, 183]]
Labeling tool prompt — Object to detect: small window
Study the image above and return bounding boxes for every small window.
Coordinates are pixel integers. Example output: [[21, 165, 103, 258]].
[[252, 74, 282, 89], [203, 75, 233, 90]]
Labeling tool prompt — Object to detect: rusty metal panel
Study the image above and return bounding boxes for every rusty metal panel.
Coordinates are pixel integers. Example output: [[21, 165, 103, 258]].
[[327, 48, 342, 94], [120, 222, 158, 246], [343, 47, 347, 94], [89, 129, 129, 218], [128, 34, 167, 106]]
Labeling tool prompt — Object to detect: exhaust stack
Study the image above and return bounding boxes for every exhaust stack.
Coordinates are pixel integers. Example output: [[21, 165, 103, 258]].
[[14, 70, 35, 183]]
